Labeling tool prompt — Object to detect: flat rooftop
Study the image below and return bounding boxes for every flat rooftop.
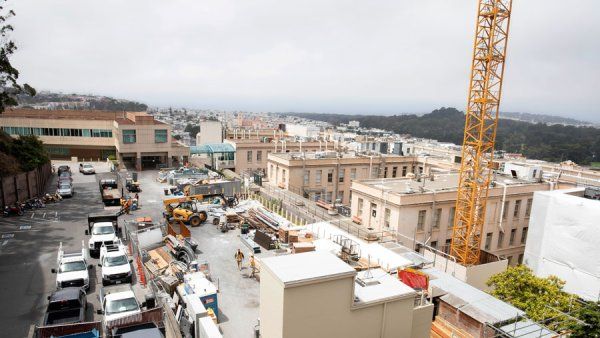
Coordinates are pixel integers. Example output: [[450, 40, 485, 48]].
[[354, 268, 415, 305], [261, 251, 356, 288], [270, 151, 412, 161], [2, 108, 165, 125], [357, 172, 533, 194]]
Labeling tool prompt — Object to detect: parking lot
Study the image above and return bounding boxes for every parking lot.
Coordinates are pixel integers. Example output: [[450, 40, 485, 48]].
[[0, 161, 265, 337]]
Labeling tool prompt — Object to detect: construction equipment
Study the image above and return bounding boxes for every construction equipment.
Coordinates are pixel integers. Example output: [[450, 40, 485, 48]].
[[125, 173, 141, 193], [163, 194, 226, 227], [450, 0, 513, 266]]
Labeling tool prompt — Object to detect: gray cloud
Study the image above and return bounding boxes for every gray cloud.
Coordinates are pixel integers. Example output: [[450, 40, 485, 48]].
[[9, 0, 600, 121]]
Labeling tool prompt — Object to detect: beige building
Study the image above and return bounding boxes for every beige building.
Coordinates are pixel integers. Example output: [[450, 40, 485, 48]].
[[225, 128, 285, 140], [0, 109, 189, 170], [350, 172, 569, 265], [259, 251, 433, 338], [267, 152, 425, 205], [225, 138, 322, 174], [195, 120, 223, 145]]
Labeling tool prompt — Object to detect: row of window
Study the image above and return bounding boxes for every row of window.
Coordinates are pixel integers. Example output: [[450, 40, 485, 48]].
[[246, 150, 264, 163], [484, 227, 528, 250], [122, 129, 168, 144], [2, 126, 113, 138]]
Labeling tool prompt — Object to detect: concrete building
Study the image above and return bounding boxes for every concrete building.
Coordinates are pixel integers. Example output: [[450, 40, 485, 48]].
[[259, 251, 433, 338], [0, 109, 189, 170], [285, 123, 320, 138], [524, 187, 600, 301], [225, 128, 285, 140], [225, 138, 322, 175], [350, 172, 566, 265], [195, 120, 223, 145], [267, 152, 424, 205], [348, 120, 360, 128]]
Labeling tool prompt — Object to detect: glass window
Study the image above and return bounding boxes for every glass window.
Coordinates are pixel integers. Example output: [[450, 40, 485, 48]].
[[431, 241, 437, 249], [327, 170, 333, 183], [485, 233, 493, 250], [122, 129, 136, 144], [497, 231, 504, 248], [445, 239, 452, 254], [82, 129, 91, 137], [392, 166, 397, 178], [417, 210, 426, 231], [247, 151, 252, 163], [433, 208, 442, 229], [502, 201, 509, 219], [509, 228, 516, 246], [303, 170, 310, 185], [402, 166, 407, 176], [384, 167, 388, 178], [357, 198, 364, 216], [514, 200, 521, 218], [338, 169, 345, 183], [521, 227, 528, 244], [384, 208, 391, 228], [316, 170, 322, 184], [155, 129, 168, 143], [350, 168, 356, 180], [257, 150, 262, 162], [525, 198, 533, 216], [448, 206, 456, 228]]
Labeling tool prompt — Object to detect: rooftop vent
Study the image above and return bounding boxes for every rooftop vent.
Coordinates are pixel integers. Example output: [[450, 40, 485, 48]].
[[356, 277, 381, 287]]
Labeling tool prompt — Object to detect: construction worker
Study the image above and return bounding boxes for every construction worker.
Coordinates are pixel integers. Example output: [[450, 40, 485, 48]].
[[234, 249, 244, 270], [249, 254, 257, 278]]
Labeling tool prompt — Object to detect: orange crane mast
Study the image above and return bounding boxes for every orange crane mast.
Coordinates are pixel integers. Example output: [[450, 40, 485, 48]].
[[450, 0, 513, 266]]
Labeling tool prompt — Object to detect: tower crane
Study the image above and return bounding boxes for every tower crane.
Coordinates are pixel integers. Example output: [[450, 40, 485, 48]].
[[449, 0, 513, 266]]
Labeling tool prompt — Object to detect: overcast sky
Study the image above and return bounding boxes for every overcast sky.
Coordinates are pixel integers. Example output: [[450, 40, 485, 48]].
[[9, 0, 600, 122]]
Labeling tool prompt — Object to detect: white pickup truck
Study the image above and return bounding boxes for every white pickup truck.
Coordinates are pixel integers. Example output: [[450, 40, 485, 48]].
[[52, 241, 91, 290], [98, 241, 133, 286], [97, 285, 142, 322], [86, 221, 119, 258]]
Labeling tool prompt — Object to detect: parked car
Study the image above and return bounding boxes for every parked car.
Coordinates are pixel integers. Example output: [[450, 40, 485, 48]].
[[79, 163, 96, 175], [99, 241, 133, 286], [43, 287, 87, 326], [57, 182, 74, 197], [52, 241, 91, 290], [58, 171, 73, 182], [57, 165, 71, 174]]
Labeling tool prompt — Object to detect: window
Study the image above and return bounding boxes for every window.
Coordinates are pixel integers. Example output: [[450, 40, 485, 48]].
[[448, 206, 456, 228], [402, 166, 407, 176], [497, 231, 504, 248], [384, 167, 388, 178], [430, 241, 437, 249], [445, 239, 452, 253], [502, 201, 509, 219], [350, 168, 357, 180], [433, 208, 442, 229], [338, 169, 345, 183], [122, 129, 136, 144], [269, 165, 274, 179], [392, 166, 397, 178], [418, 166, 423, 174], [357, 198, 363, 217], [384, 208, 391, 228], [316, 170, 322, 184], [257, 150, 262, 162], [514, 200, 521, 218], [82, 129, 91, 137], [326, 192, 333, 202], [417, 210, 426, 231], [303, 170, 310, 185], [518, 254, 524, 264], [525, 198, 533, 216], [338, 191, 344, 202], [521, 227, 528, 244], [247, 151, 253, 163], [485, 233, 493, 250], [509, 229, 516, 246], [370, 203, 377, 218], [155, 129, 168, 143], [327, 170, 333, 183], [282, 169, 287, 184]]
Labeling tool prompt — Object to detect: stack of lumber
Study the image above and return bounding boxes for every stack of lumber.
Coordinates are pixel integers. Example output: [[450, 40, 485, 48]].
[[291, 242, 315, 254], [430, 317, 473, 338]]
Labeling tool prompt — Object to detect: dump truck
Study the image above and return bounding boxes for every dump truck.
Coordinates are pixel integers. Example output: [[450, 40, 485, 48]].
[[99, 179, 121, 206]]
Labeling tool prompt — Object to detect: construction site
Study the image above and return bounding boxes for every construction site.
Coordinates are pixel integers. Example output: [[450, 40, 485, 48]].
[[3, 0, 598, 338]]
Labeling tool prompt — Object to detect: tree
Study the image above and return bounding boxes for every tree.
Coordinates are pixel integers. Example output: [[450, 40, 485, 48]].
[[0, 1, 35, 113], [570, 301, 600, 338], [487, 265, 580, 329], [185, 123, 200, 138]]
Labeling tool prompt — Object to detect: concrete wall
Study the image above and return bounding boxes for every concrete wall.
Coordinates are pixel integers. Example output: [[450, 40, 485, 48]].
[[259, 266, 285, 338], [196, 121, 223, 145], [0, 163, 52, 208]]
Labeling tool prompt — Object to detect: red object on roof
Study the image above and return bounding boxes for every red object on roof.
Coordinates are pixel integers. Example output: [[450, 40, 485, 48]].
[[398, 268, 429, 290]]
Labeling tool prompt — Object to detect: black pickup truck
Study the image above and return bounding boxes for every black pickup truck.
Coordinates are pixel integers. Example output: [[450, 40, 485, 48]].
[[43, 287, 87, 326]]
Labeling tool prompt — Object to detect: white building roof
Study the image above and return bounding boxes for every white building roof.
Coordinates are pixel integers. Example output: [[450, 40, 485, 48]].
[[354, 268, 415, 306], [261, 251, 355, 288]]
